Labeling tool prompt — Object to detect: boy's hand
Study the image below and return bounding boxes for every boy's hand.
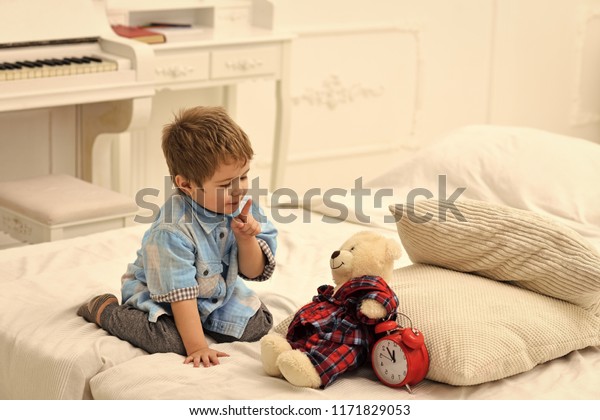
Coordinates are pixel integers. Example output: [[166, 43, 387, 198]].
[[184, 347, 230, 368], [232, 199, 261, 239]]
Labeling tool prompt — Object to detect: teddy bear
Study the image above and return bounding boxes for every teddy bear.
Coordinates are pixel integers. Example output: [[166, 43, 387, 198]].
[[260, 230, 402, 388]]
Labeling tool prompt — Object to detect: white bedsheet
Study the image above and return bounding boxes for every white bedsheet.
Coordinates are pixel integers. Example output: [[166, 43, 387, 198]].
[[0, 225, 148, 399], [1, 199, 599, 401], [87, 210, 600, 400], [90, 345, 600, 400]]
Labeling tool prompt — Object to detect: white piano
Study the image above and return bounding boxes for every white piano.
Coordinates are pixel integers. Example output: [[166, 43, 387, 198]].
[[0, 0, 154, 182], [0, 0, 293, 195]]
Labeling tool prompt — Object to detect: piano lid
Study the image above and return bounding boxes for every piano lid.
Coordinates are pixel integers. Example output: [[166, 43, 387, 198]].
[[0, 0, 113, 47]]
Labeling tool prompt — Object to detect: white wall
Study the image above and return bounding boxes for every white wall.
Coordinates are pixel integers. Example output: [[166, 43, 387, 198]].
[[490, 0, 600, 141], [252, 0, 600, 194], [247, 0, 496, 193]]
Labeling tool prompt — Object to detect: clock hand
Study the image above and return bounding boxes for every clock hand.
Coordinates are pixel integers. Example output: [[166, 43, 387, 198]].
[[386, 347, 396, 363], [380, 353, 393, 362]]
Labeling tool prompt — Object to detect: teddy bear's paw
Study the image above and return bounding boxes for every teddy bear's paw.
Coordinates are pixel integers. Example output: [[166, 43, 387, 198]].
[[360, 298, 388, 319], [260, 334, 292, 377], [276, 350, 322, 389]]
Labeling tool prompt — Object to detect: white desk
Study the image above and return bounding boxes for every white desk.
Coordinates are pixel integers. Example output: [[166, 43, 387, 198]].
[[147, 30, 293, 191]]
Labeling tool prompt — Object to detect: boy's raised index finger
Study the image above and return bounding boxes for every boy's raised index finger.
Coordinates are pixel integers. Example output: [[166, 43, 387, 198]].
[[235, 198, 252, 223], [241, 198, 252, 216]]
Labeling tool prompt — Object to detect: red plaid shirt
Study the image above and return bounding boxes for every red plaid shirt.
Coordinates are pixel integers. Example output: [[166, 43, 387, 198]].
[[286, 275, 399, 387]]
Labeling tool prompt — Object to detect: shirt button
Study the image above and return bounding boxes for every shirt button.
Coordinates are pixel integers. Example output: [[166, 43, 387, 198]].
[[219, 232, 225, 239], [211, 298, 219, 304], [203, 269, 209, 276]]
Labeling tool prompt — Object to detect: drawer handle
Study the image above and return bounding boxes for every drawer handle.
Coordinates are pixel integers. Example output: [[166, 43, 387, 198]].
[[155, 65, 195, 78], [219, 11, 247, 22], [1, 215, 32, 236], [224, 58, 263, 72]]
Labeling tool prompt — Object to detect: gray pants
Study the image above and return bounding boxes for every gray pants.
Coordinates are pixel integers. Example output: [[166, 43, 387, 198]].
[[99, 302, 273, 355]]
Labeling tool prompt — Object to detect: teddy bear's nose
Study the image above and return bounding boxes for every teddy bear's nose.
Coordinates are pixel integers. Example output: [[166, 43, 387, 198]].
[[331, 250, 340, 259]]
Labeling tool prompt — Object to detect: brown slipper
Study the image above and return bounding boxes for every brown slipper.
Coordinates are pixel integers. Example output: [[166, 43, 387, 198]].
[[77, 293, 118, 326]]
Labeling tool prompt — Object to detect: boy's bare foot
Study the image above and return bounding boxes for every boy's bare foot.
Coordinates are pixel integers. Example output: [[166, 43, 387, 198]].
[[77, 294, 118, 326]]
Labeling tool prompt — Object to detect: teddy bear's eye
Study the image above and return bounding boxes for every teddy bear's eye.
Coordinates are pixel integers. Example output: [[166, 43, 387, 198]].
[[350, 246, 356, 252]]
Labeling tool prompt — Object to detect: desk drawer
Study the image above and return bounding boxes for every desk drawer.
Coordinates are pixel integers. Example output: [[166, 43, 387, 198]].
[[154, 52, 210, 83], [211, 46, 279, 79]]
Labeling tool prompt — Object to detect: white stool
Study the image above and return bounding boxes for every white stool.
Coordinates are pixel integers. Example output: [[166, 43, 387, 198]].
[[0, 174, 138, 244]]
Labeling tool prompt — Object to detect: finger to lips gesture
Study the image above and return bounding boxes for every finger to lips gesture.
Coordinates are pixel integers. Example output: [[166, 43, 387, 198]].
[[233, 199, 261, 238]]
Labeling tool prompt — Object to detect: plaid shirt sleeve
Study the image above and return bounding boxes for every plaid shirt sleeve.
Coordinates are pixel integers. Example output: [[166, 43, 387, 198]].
[[238, 238, 276, 282], [351, 276, 399, 325]]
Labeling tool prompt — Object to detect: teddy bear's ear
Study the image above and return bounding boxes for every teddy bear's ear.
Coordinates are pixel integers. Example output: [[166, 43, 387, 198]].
[[386, 239, 402, 260]]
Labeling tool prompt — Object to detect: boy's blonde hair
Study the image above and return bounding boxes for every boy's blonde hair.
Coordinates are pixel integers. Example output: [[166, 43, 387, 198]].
[[162, 106, 254, 187]]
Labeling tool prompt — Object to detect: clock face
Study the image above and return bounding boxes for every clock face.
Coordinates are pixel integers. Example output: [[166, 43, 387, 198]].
[[373, 339, 408, 386]]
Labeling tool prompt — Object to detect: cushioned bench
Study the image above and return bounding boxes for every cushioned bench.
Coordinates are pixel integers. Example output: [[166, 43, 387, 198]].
[[0, 174, 138, 243]]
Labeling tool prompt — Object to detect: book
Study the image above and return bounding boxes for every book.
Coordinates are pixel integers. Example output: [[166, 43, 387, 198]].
[[147, 22, 192, 28], [145, 25, 207, 43], [111, 25, 166, 44]]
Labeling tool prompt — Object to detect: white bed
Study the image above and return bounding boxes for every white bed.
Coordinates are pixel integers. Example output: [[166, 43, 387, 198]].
[[1, 125, 599, 401]]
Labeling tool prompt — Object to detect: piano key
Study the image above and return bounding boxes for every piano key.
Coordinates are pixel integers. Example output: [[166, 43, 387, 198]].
[[39, 59, 61, 76], [0, 28, 150, 113], [0, 54, 119, 81], [1, 63, 21, 80], [13, 61, 34, 78], [47, 59, 69, 76], [15, 61, 35, 68]]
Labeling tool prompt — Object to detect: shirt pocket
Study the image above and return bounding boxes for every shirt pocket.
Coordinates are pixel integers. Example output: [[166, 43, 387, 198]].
[[196, 261, 223, 298]]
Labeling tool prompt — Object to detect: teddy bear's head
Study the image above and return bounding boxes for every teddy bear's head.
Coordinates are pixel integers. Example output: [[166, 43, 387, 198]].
[[330, 231, 402, 288]]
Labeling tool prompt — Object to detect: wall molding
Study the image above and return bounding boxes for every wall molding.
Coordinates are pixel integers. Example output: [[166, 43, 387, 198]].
[[290, 22, 424, 139], [291, 74, 385, 110]]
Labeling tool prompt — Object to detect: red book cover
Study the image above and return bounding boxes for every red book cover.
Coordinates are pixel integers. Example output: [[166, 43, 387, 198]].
[[111, 25, 166, 44]]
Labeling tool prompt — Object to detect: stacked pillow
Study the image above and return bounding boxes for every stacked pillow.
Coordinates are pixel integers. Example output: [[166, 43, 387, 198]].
[[386, 198, 600, 385], [389, 198, 600, 314], [367, 125, 600, 239]]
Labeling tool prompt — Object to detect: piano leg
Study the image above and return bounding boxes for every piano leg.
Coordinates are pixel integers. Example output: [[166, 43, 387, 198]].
[[77, 97, 152, 186], [270, 40, 292, 192], [223, 84, 238, 121]]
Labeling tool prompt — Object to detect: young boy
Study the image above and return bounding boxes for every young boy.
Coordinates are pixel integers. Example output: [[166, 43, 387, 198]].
[[78, 106, 277, 368]]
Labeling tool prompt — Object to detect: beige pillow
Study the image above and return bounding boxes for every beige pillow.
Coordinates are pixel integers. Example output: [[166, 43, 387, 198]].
[[391, 264, 600, 386], [274, 264, 600, 386], [389, 199, 600, 315]]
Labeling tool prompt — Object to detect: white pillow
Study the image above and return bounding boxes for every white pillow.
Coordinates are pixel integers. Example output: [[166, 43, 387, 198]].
[[389, 198, 600, 315], [390, 264, 600, 386], [367, 125, 600, 238]]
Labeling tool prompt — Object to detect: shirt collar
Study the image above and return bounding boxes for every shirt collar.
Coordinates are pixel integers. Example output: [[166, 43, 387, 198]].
[[180, 192, 245, 234]]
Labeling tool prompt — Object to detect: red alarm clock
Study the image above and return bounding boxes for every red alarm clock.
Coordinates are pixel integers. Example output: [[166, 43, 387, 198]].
[[371, 318, 429, 393]]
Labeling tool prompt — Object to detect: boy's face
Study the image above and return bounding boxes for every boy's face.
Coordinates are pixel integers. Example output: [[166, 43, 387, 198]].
[[180, 160, 250, 215]]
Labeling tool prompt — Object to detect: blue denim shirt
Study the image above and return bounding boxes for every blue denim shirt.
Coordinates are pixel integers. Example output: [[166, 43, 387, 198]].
[[121, 192, 277, 339]]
